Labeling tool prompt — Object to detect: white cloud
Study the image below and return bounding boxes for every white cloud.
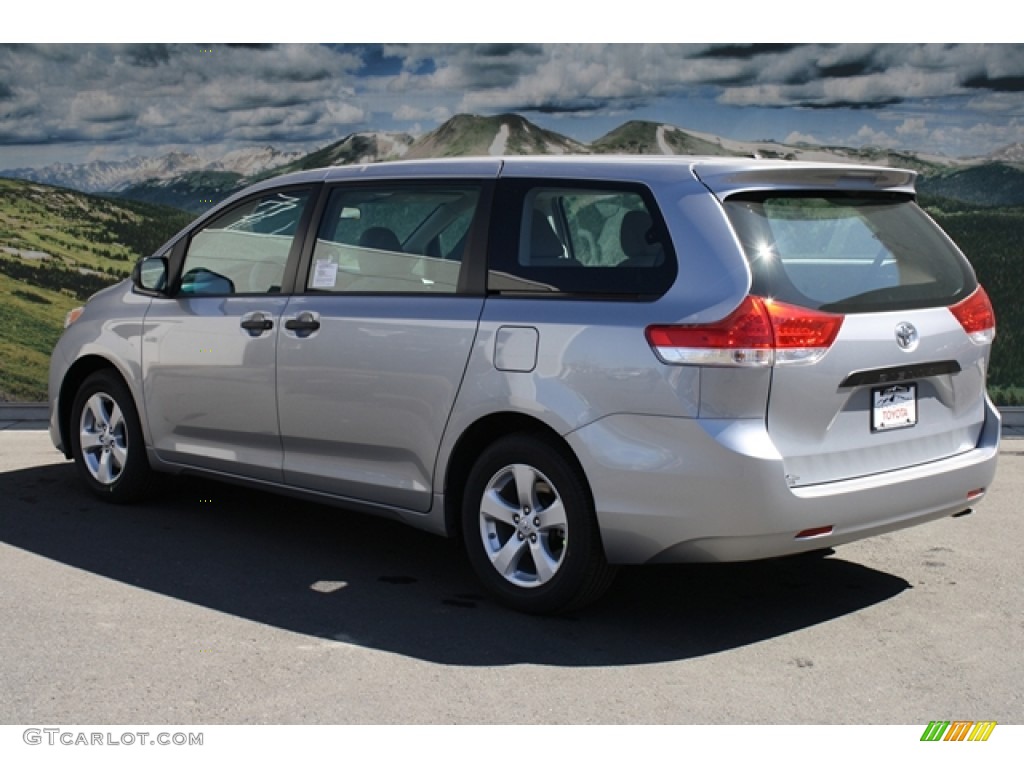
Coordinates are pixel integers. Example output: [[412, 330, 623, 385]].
[[853, 125, 899, 148], [325, 101, 365, 124], [720, 84, 794, 108], [785, 130, 822, 145], [2, 43, 1024, 165], [68, 91, 134, 124], [895, 118, 929, 139], [137, 105, 174, 128], [965, 91, 1024, 113], [393, 104, 449, 121]]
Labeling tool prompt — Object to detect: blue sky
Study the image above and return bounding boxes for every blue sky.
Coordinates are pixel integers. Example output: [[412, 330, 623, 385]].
[[2, 42, 1023, 169]]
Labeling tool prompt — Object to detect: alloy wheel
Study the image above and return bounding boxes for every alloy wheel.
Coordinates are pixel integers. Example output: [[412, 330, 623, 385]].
[[78, 392, 129, 486], [478, 462, 568, 588]]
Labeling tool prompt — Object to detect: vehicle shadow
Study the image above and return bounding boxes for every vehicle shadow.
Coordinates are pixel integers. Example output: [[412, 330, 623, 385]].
[[1, 460, 911, 667]]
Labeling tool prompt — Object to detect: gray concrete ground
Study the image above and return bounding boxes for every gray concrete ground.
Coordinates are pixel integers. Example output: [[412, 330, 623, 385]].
[[0, 422, 48, 431], [0, 428, 1021, 725]]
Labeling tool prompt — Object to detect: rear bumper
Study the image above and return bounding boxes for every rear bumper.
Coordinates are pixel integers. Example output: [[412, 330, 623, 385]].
[[567, 398, 1001, 564]]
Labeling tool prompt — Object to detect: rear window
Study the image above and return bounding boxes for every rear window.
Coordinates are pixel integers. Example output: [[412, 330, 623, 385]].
[[723, 193, 976, 312]]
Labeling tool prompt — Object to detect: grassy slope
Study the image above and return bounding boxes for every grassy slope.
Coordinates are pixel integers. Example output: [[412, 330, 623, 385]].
[[0, 178, 193, 400], [405, 114, 586, 159], [0, 269, 81, 400], [113, 170, 245, 214], [592, 121, 733, 156], [926, 200, 1024, 395], [919, 165, 1024, 208]]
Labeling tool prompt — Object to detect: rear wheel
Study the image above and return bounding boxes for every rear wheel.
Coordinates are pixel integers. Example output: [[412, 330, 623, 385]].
[[69, 370, 152, 503], [461, 435, 615, 614]]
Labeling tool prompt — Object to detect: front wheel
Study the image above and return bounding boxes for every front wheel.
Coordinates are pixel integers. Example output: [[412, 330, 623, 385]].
[[69, 370, 152, 503], [461, 435, 615, 614]]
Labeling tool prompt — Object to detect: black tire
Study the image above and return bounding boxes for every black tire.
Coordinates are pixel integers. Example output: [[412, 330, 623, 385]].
[[461, 434, 616, 614], [69, 370, 152, 503]]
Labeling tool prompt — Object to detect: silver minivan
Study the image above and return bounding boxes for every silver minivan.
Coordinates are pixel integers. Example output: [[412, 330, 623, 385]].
[[49, 156, 1000, 613]]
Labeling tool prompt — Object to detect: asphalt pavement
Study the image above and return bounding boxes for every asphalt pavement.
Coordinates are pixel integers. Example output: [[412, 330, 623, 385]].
[[0, 429, 1021, 724]]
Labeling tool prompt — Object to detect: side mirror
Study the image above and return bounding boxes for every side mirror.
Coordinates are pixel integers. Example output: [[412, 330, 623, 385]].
[[132, 256, 169, 296], [179, 267, 235, 296]]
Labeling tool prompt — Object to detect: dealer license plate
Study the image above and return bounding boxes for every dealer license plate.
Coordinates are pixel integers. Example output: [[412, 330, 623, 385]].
[[871, 383, 917, 432]]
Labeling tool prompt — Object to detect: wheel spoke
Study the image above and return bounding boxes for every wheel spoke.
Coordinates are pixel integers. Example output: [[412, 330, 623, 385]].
[[530, 538, 560, 583], [96, 450, 114, 484], [491, 534, 528, 577], [79, 430, 103, 451], [537, 497, 567, 531], [513, 464, 539, 510], [480, 488, 518, 526], [107, 401, 125, 433], [110, 440, 128, 470], [85, 394, 109, 429]]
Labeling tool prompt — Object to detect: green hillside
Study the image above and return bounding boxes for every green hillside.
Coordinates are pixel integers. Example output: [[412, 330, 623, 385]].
[[114, 170, 245, 214], [404, 113, 587, 158], [925, 198, 1024, 401], [592, 121, 734, 156], [919, 164, 1024, 208], [0, 178, 193, 400]]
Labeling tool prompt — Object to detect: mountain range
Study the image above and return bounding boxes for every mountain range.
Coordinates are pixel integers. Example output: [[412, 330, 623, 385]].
[[4, 114, 1024, 212], [5, 146, 304, 194]]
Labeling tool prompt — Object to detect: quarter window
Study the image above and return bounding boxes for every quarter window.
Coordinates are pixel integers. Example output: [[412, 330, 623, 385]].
[[308, 185, 482, 294], [488, 181, 676, 297], [179, 189, 311, 295]]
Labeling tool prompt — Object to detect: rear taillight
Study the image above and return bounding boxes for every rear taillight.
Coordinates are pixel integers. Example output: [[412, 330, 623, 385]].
[[949, 286, 996, 344], [646, 296, 844, 367]]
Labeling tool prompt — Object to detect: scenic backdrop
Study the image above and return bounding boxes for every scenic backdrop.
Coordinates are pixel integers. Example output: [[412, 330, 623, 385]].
[[1, 43, 1022, 401]]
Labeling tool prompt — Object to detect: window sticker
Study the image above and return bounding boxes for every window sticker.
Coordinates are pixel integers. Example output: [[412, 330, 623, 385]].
[[312, 259, 338, 289]]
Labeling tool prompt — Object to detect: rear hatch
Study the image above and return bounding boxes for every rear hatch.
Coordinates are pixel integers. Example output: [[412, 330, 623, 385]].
[[698, 164, 995, 487]]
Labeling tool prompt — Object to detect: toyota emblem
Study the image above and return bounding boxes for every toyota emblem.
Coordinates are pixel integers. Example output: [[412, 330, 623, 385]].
[[895, 322, 919, 351]]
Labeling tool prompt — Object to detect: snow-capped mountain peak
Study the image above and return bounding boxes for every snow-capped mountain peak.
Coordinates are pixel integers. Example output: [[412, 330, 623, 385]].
[[4, 146, 304, 194]]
